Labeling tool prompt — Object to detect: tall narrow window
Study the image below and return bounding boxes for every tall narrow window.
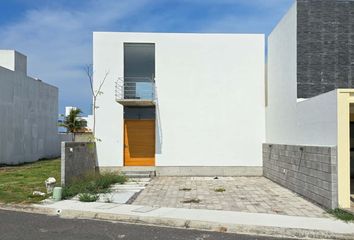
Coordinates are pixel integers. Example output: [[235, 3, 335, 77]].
[[123, 43, 155, 100]]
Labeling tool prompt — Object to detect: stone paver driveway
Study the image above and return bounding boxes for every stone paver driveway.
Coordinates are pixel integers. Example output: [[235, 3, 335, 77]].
[[133, 176, 328, 218]]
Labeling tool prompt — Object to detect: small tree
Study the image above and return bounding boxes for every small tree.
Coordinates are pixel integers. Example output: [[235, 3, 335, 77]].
[[85, 64, 109, 139], [59, 108, 87, 141]]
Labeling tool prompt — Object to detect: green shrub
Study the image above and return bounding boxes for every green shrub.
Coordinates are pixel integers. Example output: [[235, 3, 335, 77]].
[[78, 193, 99, 202], [62, 172, 127, 199]]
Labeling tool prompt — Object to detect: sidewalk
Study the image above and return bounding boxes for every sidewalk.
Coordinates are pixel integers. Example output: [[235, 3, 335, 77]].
[[6, 200, 346, 240]]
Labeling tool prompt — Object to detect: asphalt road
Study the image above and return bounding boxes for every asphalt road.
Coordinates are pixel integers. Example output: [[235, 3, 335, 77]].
[[0, 209, 295, 240]]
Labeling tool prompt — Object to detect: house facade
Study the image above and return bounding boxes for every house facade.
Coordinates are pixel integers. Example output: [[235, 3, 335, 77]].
[[0, 50, 59, 165], [92, 0, 354, 209], [93, 32, 265, 175]]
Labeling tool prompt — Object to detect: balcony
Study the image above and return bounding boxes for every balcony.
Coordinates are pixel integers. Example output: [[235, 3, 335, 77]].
[[115, 77, 155, 106]]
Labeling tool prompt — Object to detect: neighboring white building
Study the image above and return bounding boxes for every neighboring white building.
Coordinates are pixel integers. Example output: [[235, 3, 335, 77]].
[[266, 3, 338, 146], [65, 106, 77, 116], [63, 106, 94, 133], [93, 32, 265, 175], [0, 50, 59, 165], [81, 115, 93, 132]]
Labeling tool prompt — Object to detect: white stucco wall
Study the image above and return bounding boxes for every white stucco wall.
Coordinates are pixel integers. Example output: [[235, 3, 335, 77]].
[[0, 50, 59, 165], [93, 32, 265, 167], [266, 3, 338, 146], [296, 91, 338, 145], [266, 2, 298, 144]]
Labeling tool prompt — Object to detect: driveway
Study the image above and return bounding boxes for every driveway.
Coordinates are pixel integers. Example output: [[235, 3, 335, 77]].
[[132, 176, 328, 218]]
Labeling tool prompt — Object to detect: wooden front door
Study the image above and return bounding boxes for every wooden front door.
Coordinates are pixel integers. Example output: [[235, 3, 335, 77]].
[[124, 120, 155, 166]]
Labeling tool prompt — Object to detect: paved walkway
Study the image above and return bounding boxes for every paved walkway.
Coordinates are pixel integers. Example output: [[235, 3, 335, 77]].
[[133, 176, 328, 218], [62, 178, 150, 205]]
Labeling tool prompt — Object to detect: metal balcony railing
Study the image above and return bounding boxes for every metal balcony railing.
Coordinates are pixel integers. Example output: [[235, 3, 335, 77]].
[[115, 77, 155, 103]]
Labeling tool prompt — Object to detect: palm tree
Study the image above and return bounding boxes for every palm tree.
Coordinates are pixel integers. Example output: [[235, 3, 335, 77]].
[[59, 108, 87, 141]]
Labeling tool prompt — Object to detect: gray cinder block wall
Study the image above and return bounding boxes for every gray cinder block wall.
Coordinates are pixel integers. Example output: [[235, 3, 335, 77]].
[[0, 50, 59, 165], [263, 143, 338, 209], [61, 142, 97, 185], [297, 0, 354, 98]]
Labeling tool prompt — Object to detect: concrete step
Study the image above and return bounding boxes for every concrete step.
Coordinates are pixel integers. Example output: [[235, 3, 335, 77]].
[[122, 171, 156, 178], [127, 177, 151, 183], [120, 182, 149, 186], [110, 185, 146, 191]]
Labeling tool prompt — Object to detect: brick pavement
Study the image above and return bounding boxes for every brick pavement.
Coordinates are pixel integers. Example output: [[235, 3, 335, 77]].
[[133, 177, 328, 218]]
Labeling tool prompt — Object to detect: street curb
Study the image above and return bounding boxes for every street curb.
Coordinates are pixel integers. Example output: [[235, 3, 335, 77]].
[[1, 204, 353, 240], [0, 203, 56, 216]]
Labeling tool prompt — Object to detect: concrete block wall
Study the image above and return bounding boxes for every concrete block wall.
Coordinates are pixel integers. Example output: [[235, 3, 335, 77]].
[[61, 142, 97, 185], [263, 143, 338, 209], [58, 133, 74, 143], [74, 133, 94, 142]]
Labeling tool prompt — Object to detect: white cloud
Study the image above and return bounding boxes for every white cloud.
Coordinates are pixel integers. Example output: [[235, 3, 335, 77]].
[[0, 0, 149, 114]]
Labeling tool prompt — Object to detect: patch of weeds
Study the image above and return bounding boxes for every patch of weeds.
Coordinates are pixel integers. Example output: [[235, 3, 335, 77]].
[[328, 208, 354, 222], [62, 172, 127, 199], [78, 193, 99, 202], [95, 173, 127, 189], [179, 187, 192, 191], [214, 187, 226, 192], [182, 198, 201, 204]]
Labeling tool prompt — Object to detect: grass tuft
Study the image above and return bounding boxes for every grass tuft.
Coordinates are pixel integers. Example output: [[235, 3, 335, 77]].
[[62, 172, 127, 199], [182, 198, 201, 204], [78, 193, 99, 202], [328, 208, 354, 222], [214, 187, 226, 192]]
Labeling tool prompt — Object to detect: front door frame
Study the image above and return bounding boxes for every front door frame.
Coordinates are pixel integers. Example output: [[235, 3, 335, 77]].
[[338, 89, 354, 208]]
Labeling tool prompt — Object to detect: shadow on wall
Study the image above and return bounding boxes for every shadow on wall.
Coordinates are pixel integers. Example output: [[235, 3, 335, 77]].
[[156, 86, 163, 154]]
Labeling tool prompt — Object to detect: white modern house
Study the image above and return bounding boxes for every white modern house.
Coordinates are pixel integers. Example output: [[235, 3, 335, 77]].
[[90, 0, 354, 210], [0, 50, 59, 165], [93, 32, 265, 175]]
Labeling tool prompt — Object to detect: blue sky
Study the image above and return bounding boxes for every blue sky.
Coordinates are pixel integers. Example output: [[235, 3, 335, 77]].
[[0, 0, 294, 115]]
